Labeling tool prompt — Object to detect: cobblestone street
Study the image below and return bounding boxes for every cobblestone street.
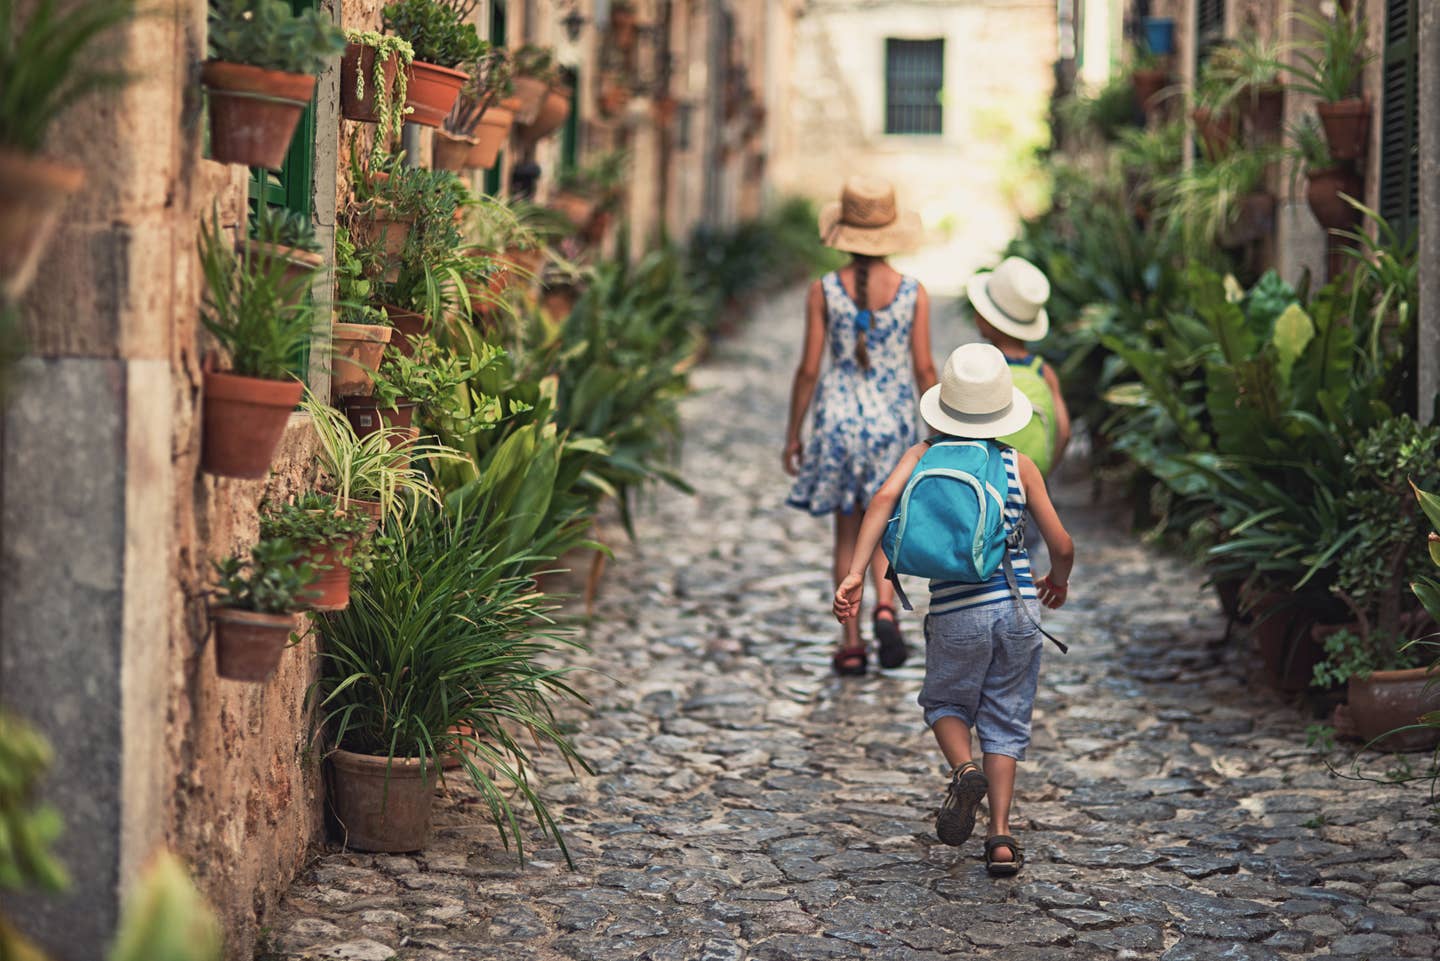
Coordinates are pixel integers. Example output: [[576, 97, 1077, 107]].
[[265, 290, 1440, 961]]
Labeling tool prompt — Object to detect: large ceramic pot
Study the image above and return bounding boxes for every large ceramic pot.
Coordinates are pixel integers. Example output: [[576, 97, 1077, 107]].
[[404, 60, 469, 128], [1306, 167, 1365, 231], [211, 608, 293, 682], [341, 42, 402, 123], [328, 748, 438, 853], [0, 148, 84, 301], [201, 370, 303, 478], [202, 61, 316, 170], [1316, 98, 1371, 162], [330, 322, 394, 399], [1347, 666, 1440, 752]]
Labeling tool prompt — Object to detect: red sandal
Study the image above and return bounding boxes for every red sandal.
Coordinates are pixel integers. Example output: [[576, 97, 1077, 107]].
[[831, 644, 868, 676]]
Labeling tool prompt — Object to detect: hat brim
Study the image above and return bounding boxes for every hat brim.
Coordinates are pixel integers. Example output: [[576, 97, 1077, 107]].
[[818, 203, 922, 256], [966, 274, 1050, 342], [919, 384, 1034, 440]]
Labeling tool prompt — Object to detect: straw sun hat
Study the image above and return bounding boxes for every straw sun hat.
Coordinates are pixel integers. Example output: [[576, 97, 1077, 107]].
[[920, 343, 1034, 439], [966, 256, 1051, 342], [818, 176, 922, 256]]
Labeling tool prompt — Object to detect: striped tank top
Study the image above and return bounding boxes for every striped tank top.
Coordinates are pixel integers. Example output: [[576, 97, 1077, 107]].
[[928, 446, 1036, 615]]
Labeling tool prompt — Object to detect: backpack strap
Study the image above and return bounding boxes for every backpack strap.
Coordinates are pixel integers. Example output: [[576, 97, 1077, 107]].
[[1000, 549, 1067, 653], [885, 562, 913, 612]]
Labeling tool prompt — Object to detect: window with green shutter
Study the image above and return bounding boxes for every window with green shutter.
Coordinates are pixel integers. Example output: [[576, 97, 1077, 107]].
[[560, 66, 580, 172], [246, 0, 317, 225], [484, 0, 507, 197], [1380, 0, 1419, 237], [1195, 0, 1225, 65]]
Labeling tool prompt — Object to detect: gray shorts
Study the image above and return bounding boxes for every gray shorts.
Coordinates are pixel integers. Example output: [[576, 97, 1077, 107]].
[[919, 600, 1044, 760]]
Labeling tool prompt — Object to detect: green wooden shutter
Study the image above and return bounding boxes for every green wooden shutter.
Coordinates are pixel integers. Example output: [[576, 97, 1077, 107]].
[[484, 0, 508, 197], [246, 0, 317, 223], [1195, 0, 1225, 65], [560, 66, 580, 172], [1380, 0, 1419, 237]]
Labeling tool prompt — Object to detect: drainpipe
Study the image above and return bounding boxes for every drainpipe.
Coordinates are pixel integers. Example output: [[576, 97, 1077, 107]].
[[1419, 1, 1439, 422]]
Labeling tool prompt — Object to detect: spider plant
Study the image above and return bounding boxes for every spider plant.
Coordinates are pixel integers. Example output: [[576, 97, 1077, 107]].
[[1277, 8, 1373, 103], [1153, 146, 1277, 254], [315, 503, 590, 863], [1200, 31, 1285, 111]]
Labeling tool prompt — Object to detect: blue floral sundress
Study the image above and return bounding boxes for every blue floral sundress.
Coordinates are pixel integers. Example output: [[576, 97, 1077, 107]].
[[787, 271, 920, 516]]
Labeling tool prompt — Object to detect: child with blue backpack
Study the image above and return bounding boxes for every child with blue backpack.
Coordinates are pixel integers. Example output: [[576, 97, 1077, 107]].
[[832, 342, 1074, 877]]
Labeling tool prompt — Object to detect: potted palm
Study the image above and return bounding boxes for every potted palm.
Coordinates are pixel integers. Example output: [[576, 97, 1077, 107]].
[[204, 0, 346, 170], [0, 0, 133, 301], [209, 538, 315, 682], [260, 493, 373, 611], [1288, 116, 1363, 232], [382, 0, 483, 128], [340, 32, 414, 146], [316, 505, 588, 854], [198, 213, 321, 478], [1279, 8, 1374, 161]]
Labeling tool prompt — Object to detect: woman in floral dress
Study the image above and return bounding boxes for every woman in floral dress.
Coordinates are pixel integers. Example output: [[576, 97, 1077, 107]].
[[784, 176, 937, 675]]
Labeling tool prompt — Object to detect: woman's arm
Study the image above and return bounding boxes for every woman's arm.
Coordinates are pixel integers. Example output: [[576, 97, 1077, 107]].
[[911, 283, 938, 394], [833, 443, 927, 622], [1042, 361, 1072, 466], [784, 280, 827, 475], [1018, 453, 1074, 607]]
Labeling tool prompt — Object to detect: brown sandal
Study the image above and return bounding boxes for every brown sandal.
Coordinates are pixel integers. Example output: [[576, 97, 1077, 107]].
[[831, 644, 867, 676], [984, 835, 1023, 877]]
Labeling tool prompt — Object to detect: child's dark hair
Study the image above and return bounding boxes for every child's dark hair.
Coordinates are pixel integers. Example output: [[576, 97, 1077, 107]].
[[853, 254, 878, 369]]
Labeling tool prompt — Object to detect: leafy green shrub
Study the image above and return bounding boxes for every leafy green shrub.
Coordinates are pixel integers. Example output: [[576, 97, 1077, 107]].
[[207, 0, 346, 75], [381, 0, 484, 68], [260, 493, 375, 573], [212, 537, 317, 613]]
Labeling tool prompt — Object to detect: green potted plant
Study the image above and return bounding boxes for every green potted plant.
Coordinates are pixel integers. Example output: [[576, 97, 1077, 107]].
[[1377, 483, 1440, 752], [331, 225, 395, 400], [315, 505, 587, 854], [510, 43, 559, 125], [203, 0, 346, 170], [1206, 32, 1285, 137], [1287, 116, 1362, 232], [1278, 7, 1374, 161], [1154, 146, 1277, 252], [0, 0, 133, 301], [259, 493, 373, 611], [209, 537, 315, 682], [340, 31, 414, 142], [344, 333, 477, 437], [1130, 50, 1171, 117], [440, 45, 517, 171], [382, 0, 483, 128], [244, 203, 325, 306], [197, 212, 322, 478]]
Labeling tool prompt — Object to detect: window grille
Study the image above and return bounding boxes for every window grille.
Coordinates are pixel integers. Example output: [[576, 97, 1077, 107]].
[[884, 39, 944, 136]]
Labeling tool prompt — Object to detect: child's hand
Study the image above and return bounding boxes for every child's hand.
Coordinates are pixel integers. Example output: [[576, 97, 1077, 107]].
[[1036, 574, 1068, 609], [783, 437, 803, 476], [833, 573, 864, 623]]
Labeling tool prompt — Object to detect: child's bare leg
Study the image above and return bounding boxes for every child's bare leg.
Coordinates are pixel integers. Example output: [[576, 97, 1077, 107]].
[[833, 510, 862, 651], [931, 717, 973, 769], [868, 540, 896, 616], [983, 754, 1017, 861]]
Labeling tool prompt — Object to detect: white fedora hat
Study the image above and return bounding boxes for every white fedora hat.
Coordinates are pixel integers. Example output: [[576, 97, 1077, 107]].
[[818, 176, 922, 257], [920, 343, 1034, 439], [966, 256, 1051, 342]]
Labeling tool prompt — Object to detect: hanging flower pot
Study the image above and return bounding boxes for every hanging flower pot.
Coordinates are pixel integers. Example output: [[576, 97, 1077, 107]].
[[201, 369, 304, 478], [511, 74, 549, 125], [1242, 84, 1285, 138], [364, 208, 413, 282], [303, 533, 355, 611], [599, 79, 632, 117], [433, 130, 478, 171], [582, 208, 614, 244], [340, 41, 408, 125], [0, 149, 85, 302], [468, 101, 517, 169], [380, 305, 427, 357], [653, 95, 679, 127], [1346, 666, 1440, 752], [343, 395, 418, 437], [1220, 191, 1276, 248], [330, 321, 394, 399], [1316, 98, 1371, 162], [328, 748, 438, 852], [550, 191, 596, 230], [1132, 69, 1169, 116], [1192, 107, 1237, 161], [541, 283, 582, 324], [1305, 166, 1365, 231], [203, 61, 317, 170], [404, 60, 469, 128], [610, 3, 639, 50], [519, 84, 572, 143], [211, 608, 294, 682], [1142, 17, 1176, 56], [242, 240, 324, 306]]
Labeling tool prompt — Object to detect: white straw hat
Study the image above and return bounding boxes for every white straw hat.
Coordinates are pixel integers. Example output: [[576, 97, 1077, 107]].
[[818, 176, 922, 256], [920, 343, 1034, 439], [966, 256, 1051, 342]]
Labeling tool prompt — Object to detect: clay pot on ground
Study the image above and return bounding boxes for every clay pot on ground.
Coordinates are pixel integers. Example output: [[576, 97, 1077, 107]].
[[1192, 107, 1237, 161], [1221, 191, 1276, 248], [468, 101, 517, 169], [211, 607, 294, 682], [511, 74, 549, 125], [202, 61, 316, 170], [201, 370, 304, 478], [0, 148, 84, 301], [1306, 166, 1365, 231], [1347, 666, 1440, 752], [1316, 98, 1371, 162], [519, 84, 572, 143], [243, 239, 324, 305], [550, 191, 596, 230], [343, 395, 418, 437], [330, 322, 394, 399], [302, 535, 354, 611], [432, 129, 478, 171], [1211, 575, 1250, 624], [328, 748, 438, 853], [1242, 84, 1284, 138], [340, 43, 402, 123], [381, 305, 427, 357], [404, 60, 469, 128], [1132, 69, 1169, 115], [1245, 592, 1326, 693]]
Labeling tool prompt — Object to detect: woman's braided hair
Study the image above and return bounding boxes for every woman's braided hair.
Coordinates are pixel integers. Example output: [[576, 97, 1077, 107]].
[[853, 254, 876, 370]]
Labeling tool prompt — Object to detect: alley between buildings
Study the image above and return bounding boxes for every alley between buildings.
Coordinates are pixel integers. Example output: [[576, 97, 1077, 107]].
[[263, 289, 1440, 961]]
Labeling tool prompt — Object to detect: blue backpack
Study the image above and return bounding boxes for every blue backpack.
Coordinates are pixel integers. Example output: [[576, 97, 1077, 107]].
[[882, 439, 1010, 588]]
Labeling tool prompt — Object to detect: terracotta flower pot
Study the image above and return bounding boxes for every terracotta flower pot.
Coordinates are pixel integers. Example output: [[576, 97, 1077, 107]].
[[404, 60, 469, 128], [0, 148, 85, 302], [366, 208, 413, 282], [1132, 69, 1169, 115], [511, 75, 549, 125], [201, 370, 303, 478], [303, 535, 354, 611], [550, 191, 596, 229], [1192, 107, 1237, 161], [505, 246, 545, 279], [432, 129, 479, 171], [341, 42, 402, 124], [381, 305, 427, 357], [203, 61, 316, 170], [1242, 84, 1284, 138], [328, 748, 438, 853], [343, 395, 417, 437], [242, 240, 323, 305], [1347, 666, 1440, 752], [519, 85, 572, 143], [211, 607, 294, 682], [468, 102, 517, 169], [1244, 592, 1325, 693], [1317, 98, 1371, 162], [346, 497, 385, 534], [1306, 166, 1365, 231], [330, 322, 394, 399], [541, 284, 581, 323]]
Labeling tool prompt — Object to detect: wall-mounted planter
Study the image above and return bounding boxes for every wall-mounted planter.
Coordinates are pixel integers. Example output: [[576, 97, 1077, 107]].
[[328, 749, 437, 853], [1221, 191, 1276, 248], [519, 84, 572, 143], [511, 75, 549, 124], [468, 101, 518, 169], [1192, 107, 1237, 160], [1242, 84, 1284, 137], [243, 240, 323, 305], [1132, 69, 1169, 116], [365, 208, 413, 282], [201, 370, 304, 478], [380, 305, 427, 356], [550, 191, 596, 230], [1316, 98, 1371, 162], [331, 321, 393, 399], [212, 607, 293, 682], [343, 395, 418, 437], [1142, 17, 1176, 56], [610, 5, 639, 50], [433, 129, 478, 171], [302, 535, 354, 611], [203, 61, 316, 170], [598, 80, 631, 118], [340, 42, 402, 123], [1305, 166, 1365, 231], [404, 61, 469, 128], [0, 148, 84, 302]]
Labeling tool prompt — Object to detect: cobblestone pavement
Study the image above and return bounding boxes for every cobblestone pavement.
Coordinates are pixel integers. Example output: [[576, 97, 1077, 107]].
[[265, 290, 1440, 961]]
